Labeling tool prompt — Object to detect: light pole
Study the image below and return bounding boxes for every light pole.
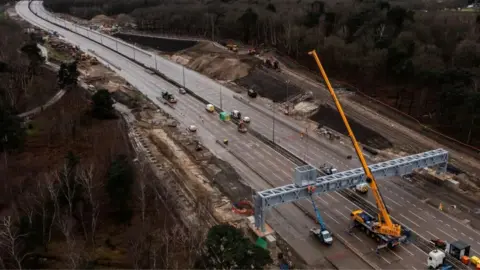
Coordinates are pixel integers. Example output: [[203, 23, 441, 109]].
[[272, 103, 276, 144], [182, 66, 186, 87], [220, 85, 223, 110], [286, 80, 290, 113]]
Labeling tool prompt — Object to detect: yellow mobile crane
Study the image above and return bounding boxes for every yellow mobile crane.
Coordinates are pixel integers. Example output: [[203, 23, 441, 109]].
[[309, 50, 409, 250]]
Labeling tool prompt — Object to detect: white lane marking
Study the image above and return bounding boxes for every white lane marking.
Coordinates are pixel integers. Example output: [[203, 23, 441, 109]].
[[317, 197, 329, 206], [461, 232, 466, 236], [344, 206, 352, 212], [267, 159, 279, 170], [438, 219, 443, 223], [406, 200, 411, 204], [437, 228, 455, 240], [408, 210, 427, 222], [389, 249, 403, 260], [380, 255, 391, 264], [335, 209, 349, 219], [412, 243, 427, 254], [418, 207, 423, 211], [426, 230, 439, 239], [468, 237, 473, 241], [445, 224, 451, 227], [412, 266, 417, 270], [453, 228, 458, 232], [352, 234, 363, 242], [385, 195, 402, 207], [400, 214, 420, 227], [323, 212, 340, 224], [399, 245, 414, 256], [326, 193, 339, 202]]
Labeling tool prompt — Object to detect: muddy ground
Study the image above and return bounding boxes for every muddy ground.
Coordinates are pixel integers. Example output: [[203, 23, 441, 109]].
[[113, 33, 197, 52], [311, 105, 393, 150], [236, 67, 304, 102]]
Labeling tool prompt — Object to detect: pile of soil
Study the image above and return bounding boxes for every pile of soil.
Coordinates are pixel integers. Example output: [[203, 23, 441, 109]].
[[311, 105, 393, 150], [172, 42, 259, 81], [236, 67, 304, 102], [113, 33, 197, 52], [90, 14, 115, 25]]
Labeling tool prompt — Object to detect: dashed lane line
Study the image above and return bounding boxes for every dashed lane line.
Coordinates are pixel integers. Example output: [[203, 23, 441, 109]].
[[408, 210, 427, 222], [400, 214, 420, 227]]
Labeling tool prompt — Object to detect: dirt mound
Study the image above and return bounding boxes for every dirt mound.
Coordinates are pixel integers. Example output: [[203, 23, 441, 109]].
[[186, 54, 252, 81], [236, 67, 304, 102], [90, 14, 115, 25], [310, 105, 393, 150]]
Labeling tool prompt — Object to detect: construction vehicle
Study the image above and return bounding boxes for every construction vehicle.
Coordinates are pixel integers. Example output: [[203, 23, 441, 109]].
[[231, 110, 242, 120], [428, 249, 453, 270], [432, 239, 471, 260], [319, 163, 337, 175], [206, 104, 215, 112], [309, 50, 409, 250], [355, 183, 369, 194], [161, 91, 177, 103], [307, 186, 333, 245], [238, 120, 248, 133], [226, 42, 238, 52], [248, 89, 258, 98]]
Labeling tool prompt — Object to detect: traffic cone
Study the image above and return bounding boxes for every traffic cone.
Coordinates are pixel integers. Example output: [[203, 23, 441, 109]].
[[439, 203, 443, 211]]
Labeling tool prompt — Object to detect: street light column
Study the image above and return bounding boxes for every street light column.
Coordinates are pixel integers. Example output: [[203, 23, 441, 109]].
[[272, 103, 276, 144]]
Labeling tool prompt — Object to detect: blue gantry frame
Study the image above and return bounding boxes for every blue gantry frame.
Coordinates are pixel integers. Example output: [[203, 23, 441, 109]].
[[254, 148, 449, 231]]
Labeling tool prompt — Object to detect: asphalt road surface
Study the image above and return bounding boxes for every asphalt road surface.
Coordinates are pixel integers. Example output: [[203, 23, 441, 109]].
[[19, 1, 480, 269]]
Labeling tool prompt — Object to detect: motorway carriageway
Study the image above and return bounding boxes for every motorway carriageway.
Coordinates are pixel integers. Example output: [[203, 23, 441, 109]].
[[21, 2, 480, 268], [18, 3, 374, 268]]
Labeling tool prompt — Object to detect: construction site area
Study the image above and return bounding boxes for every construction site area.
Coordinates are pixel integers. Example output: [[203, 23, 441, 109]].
[[9, 3, 480, 269]]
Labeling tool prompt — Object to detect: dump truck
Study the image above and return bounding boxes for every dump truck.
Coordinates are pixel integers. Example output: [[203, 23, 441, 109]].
[[161, 91, 177, 103]]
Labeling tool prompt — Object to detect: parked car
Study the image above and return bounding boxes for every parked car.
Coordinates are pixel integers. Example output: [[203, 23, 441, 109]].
[[179, 87, 186, 94], [188, 125, 197, 132]]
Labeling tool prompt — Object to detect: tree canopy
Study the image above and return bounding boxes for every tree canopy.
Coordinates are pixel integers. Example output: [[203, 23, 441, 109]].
[[91, 89, 117, 119], [0, 104, 26, 153], [195, 224, 272, 269]]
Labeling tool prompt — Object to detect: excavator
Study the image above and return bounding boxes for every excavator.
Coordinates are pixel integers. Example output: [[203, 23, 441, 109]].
[[307, 186, 333, 245], [309, 50, 410, 251]]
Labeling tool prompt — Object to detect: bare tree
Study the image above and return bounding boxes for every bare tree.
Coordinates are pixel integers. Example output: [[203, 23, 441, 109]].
[[34, 179, 51, 250], [45, 172, 60, 245], [56, 163, 77, 219], [0, 216, 31, 269], [57, 213, 81, 269], [78, 164, 101, 246]]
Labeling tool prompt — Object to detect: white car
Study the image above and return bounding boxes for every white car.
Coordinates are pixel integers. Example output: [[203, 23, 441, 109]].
[[242, 116, 251, 123], [179, 87, 186, 94], [188, 125, 197, 132]]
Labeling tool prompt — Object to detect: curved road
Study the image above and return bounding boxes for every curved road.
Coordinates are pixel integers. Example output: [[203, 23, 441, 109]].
[[18, 1, 480, 269]]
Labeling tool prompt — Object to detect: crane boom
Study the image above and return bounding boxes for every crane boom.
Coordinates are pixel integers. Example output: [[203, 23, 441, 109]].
[[308, 50, 401, 237]]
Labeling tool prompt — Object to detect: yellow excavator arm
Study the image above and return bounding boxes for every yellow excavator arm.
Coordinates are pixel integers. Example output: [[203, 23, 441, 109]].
[[308, 50, 401, 237]]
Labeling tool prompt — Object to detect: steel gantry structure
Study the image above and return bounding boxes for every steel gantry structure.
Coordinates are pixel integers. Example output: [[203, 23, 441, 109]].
[[254, 148, 449, 231]]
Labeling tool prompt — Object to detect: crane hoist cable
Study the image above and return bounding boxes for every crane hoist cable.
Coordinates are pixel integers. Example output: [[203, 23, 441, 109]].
[[308, 50, 402, 237]]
